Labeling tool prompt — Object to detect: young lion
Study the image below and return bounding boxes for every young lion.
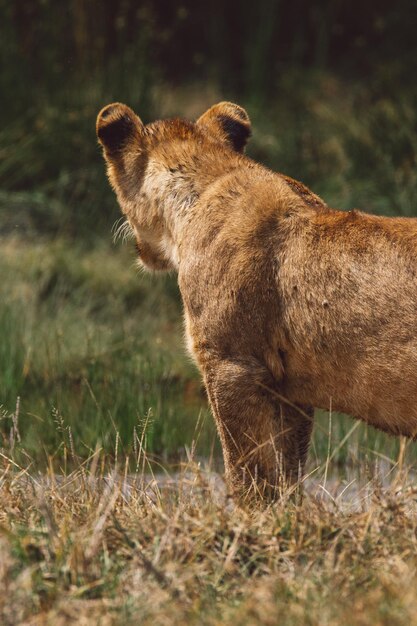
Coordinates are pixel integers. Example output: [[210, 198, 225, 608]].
[[97, 101, 417, 499]]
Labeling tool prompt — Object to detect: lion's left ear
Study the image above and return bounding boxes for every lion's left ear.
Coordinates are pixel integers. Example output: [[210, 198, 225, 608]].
[[196, 102, 251, 152]]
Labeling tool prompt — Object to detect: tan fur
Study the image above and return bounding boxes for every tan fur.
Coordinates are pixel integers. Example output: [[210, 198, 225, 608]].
[[97, 101, 417, 500]]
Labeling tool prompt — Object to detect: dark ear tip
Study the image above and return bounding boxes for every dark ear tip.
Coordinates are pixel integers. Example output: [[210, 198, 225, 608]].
[[220, 118, 251, 152], [96, 103, 141, 151], [197, 101, 251, 152], [216, 101, 251, 125], [97, 102, 130, 133]]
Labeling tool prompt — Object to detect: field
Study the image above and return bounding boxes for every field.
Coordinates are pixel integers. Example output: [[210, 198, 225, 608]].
[[1, 76, 417, 624]]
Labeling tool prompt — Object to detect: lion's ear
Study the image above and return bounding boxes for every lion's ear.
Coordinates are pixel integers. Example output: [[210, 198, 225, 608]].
[[196, 102, 251, 152], [96, 103, 144, 154]]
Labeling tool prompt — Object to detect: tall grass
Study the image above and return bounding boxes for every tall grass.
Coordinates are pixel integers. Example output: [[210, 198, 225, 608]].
[[0, 237, 215, 465], [0, 425, 417, 625]]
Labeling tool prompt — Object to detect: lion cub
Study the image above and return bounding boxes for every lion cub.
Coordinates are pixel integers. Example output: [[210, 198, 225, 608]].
[[97, 101, 417, 499]]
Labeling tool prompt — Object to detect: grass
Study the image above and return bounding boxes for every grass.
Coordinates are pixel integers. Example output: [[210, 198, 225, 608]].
[[1, 432, 417, 625], [0, 235, 215, 464]]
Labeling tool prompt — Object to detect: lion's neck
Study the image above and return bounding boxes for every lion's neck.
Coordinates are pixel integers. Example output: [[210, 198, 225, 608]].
[[140, 154, 241, 266]]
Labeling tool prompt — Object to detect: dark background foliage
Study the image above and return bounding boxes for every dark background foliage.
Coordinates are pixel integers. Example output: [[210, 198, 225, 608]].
[[1, 0, 416, 235], [3, 0, 416, 103]]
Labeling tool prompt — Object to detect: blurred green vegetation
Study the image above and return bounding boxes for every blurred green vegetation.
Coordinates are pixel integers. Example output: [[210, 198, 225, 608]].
[[1, 0, 416, 235], [0, 237, 215, 465], [0, 1, 416, 469]]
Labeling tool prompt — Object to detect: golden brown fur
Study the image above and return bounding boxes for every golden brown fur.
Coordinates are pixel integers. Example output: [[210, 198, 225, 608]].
[[97, 101, 417, 500]]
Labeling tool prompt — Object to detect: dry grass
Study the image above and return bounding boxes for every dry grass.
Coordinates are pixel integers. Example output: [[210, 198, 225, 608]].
[[1, 438, 417, 626]]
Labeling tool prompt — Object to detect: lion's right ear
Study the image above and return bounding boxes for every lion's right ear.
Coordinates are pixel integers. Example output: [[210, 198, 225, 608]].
[[96, 103, 144, 154], [196, 102, 251, 152]]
